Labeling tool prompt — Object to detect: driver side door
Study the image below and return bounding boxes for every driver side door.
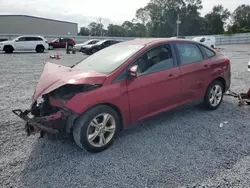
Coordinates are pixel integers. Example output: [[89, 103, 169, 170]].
[[15, 37, 29, 51], [126, 43, 182, 122]]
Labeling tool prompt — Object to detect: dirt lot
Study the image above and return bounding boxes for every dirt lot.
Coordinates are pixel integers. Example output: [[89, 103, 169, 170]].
[[0, 44, 250, 188]]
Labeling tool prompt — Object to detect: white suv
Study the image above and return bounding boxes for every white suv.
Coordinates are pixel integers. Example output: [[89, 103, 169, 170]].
[[0, 35, 49, 53]]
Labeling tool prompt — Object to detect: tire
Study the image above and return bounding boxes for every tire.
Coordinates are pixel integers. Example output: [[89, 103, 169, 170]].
[[73, 105, 121, 153], [203, 80, 224, 110], [49, 45, 54, 50], [36, 45, 45, 53], [4, 45, 14, 53], [91, 48, 98, 54]]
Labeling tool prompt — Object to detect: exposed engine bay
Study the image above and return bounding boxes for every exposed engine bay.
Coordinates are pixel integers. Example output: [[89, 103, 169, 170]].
[[12, 83, 102, 137]]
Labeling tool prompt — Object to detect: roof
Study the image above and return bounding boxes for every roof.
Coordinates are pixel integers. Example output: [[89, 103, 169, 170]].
[[15, 35, 45, 38], [0, 14, 77, 25], [118, 38, 193, 46]]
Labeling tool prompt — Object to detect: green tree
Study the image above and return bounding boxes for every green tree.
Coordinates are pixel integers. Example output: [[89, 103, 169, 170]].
[[204, 5, 230, 34], [107, 24, 125, 37], [88, 22, 105, 36], [78, 27, 90, 36], [232, 4, 250, 28]]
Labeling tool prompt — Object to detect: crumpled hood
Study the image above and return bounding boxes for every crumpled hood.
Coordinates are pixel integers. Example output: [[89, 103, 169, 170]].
[[32, 62, 107, 103]]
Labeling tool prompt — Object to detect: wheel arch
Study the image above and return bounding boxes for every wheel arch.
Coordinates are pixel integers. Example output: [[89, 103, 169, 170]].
[[3, 45, 14, 50], [70, 102, 124, 132], [36, 44, 45, 48], [213, 77, 226, 92]]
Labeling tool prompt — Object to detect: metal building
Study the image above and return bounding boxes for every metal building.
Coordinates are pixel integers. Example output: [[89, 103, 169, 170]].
[[0, 15, 78, 36]]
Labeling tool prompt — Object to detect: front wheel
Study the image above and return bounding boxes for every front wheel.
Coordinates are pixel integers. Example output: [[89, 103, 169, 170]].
[[73, 105, 120, 153], [91, 48, 98, 54], [203, 80, 224, 110]]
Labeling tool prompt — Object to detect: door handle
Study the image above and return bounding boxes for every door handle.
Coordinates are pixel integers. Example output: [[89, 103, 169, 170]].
[[168, 74, 174, 77], [204, 64, 208, 67]]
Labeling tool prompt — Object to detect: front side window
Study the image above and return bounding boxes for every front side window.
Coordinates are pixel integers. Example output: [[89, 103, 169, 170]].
[[175, 43, 203, 65], [18, 37, 27, 41], [72, 44, 145, 74], [135, 44, 174, 75]]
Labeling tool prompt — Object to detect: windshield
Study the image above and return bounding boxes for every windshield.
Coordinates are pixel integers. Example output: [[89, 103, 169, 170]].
[[72, 44, 145, 74], [95, 40, 106, 45], [52, 38, 59, 42], [12, 36, 20, 41]]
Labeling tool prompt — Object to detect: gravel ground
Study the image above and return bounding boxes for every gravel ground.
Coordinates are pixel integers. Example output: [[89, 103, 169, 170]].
[[0, 45, 250, 188]]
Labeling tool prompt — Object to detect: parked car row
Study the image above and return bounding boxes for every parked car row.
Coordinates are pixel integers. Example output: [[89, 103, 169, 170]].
[[0, 33, 216, 54]]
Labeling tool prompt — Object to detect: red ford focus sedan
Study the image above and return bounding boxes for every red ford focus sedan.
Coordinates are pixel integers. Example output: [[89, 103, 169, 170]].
[[13, 38, 231, 153]]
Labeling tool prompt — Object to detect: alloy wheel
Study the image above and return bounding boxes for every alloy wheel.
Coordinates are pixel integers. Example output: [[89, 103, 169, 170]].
[[87, 113, 116, 147], [209, 84, 223, 107]]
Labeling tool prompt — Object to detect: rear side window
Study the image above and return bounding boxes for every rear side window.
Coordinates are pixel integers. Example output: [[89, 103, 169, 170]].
[[200, 45, 216, 57], [175, 43, 203, 65], [26, 37, 43, 41]]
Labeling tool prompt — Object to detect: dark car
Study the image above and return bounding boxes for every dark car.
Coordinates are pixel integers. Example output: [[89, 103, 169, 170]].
[[12, 38, 231, 153], [80, 39, 119, 55], [49, 38, 75, 50]]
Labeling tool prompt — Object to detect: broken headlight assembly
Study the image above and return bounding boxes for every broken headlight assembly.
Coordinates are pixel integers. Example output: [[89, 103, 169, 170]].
[[49, 84, 102, 100]]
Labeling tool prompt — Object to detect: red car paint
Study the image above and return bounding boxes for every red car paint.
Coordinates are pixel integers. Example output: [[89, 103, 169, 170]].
[[32, 62, 107, 104], [49, 38, 75, 48], [21, 38, 231, 134]]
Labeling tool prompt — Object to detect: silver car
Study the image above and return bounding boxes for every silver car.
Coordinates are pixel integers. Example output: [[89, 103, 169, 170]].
[[73, 39, 99, 51]]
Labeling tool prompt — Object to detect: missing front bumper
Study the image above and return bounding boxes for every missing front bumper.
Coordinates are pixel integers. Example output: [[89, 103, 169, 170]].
[[12, 109, 63, 136]]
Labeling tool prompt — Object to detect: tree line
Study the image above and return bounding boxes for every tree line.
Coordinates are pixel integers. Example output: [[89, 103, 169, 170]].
[[78, 0, 250, 37]]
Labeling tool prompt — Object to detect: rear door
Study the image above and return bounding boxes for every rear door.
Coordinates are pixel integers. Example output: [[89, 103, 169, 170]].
[[27, 37, 40, 50], [126, 43, 182, 122], [174, 42, 211, 102]]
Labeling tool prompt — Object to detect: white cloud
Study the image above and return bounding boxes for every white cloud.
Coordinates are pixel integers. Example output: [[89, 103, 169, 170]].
[[0, 0, 249, 28]]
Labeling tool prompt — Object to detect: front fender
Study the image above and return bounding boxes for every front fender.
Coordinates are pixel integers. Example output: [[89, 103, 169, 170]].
[[63, 82, 130, 126]]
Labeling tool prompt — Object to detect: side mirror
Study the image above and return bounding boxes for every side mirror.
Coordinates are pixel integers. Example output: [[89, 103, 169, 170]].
[[15, 40, 18, 42], [129, 65, 138, 77]]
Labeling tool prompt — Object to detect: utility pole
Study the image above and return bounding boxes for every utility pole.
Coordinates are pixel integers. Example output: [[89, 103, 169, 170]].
[[99, 17, 102, 37], [176, 14, 181, 37]]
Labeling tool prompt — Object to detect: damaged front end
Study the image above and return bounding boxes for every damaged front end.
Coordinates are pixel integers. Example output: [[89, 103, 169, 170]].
[[12, 94, 73, 137], [12, 83, 101, 137]]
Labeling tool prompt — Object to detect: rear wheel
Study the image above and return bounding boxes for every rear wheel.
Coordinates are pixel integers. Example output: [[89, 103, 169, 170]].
[[36, 45, 45, 53], [203, 80, 224, 110], [73, 105, 120, 153], [4, 45, 14, 53]]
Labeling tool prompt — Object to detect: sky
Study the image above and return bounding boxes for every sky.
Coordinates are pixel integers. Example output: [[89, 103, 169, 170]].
[[0, 0, 249, 28]]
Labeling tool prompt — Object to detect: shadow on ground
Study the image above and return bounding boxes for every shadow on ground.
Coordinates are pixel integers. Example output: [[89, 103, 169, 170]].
[[18, 99, 250, 188]]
